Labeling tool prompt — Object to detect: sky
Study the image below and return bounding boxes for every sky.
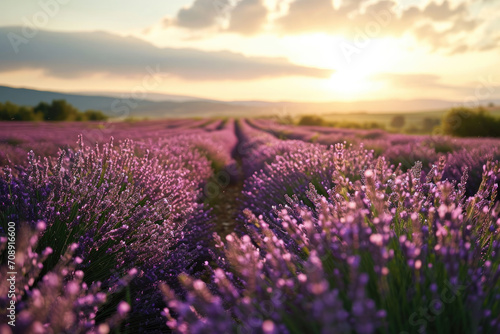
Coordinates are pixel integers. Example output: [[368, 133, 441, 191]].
[[0, 0, 499, 102]]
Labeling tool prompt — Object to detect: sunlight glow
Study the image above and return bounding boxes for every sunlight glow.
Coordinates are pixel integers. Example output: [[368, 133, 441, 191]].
[[322, 36, 401, 99], [326, 70, 375, 97]]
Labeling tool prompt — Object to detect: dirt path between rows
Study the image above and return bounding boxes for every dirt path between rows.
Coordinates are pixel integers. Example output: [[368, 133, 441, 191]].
[[210, 180, 244, 237], [209, 120, 246, 237]]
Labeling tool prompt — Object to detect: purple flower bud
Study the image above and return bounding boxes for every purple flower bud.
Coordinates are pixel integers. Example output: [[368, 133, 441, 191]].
[[117, 301, 131, 317]]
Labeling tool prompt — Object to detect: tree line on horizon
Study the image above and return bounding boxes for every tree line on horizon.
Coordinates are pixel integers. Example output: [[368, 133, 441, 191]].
[[2, 99, 499, 138], [297, 106, 500, 138], [0, 100, 108, 121]]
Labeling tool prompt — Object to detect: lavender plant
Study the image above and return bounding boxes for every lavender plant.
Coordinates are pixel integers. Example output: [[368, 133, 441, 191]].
[[0, 134, 215, 331], [0, 222, 133, 333], [162, 148, 500, 334]]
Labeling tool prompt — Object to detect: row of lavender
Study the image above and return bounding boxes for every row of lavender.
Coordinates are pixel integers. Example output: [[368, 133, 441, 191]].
[[0, 119, 220, 165], [251, 119, 500, 195], [0, 119, 237, 332], [1, 118, 500, 333], [161, 119, 500, 333]]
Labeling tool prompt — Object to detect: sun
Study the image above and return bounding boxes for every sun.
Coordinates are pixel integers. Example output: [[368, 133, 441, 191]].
[[319, 36, 399, 99], [325, 67, 379, 98]]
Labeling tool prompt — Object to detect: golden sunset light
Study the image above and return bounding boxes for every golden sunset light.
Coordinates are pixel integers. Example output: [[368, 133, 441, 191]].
[[0, 0, 498, 104], [2, 1, 500, 333]]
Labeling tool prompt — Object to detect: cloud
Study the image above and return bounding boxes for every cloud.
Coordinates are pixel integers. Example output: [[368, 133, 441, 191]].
[[165, 0, 268, 35], [0, 27, 331, 81], [422, 1, 466, 21], [276, 0, 482, 51], [413, 23, 450, 50], [448, 44, 469, 55], [478, 35, 500, 51], [275, 0, 382, 36], [172, 0, 220, 29], [276, 0, 346, 34], [161, 0, 494, 55], [227, 0, 268, 35], [371, 73, 471, 94], [372, 73, 442, 87], [275, 0, 478, 38]]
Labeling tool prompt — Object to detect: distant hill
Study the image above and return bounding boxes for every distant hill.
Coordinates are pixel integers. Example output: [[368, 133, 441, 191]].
[[75, 90, 210, 102], [1, 85, 498, 118], [0, 85, 157, 114]]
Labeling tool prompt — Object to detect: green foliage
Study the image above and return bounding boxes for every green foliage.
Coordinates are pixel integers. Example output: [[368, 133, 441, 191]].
[[123, 116, 149, 122], [298, 115, 325, 126], [83, 109, 108, 121], [332, 121, 386, 130], [36, 99, 79, 121], [0, 100, 108, 121], [422, 117, 440, 130], [0, 101, 43, 121], [297, 114, 386, 130], [442, 107, 500, 137], [390, 115, 406, 128]]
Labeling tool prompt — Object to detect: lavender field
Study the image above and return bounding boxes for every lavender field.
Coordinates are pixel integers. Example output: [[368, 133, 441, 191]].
[[1, 118, 500, 333]]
